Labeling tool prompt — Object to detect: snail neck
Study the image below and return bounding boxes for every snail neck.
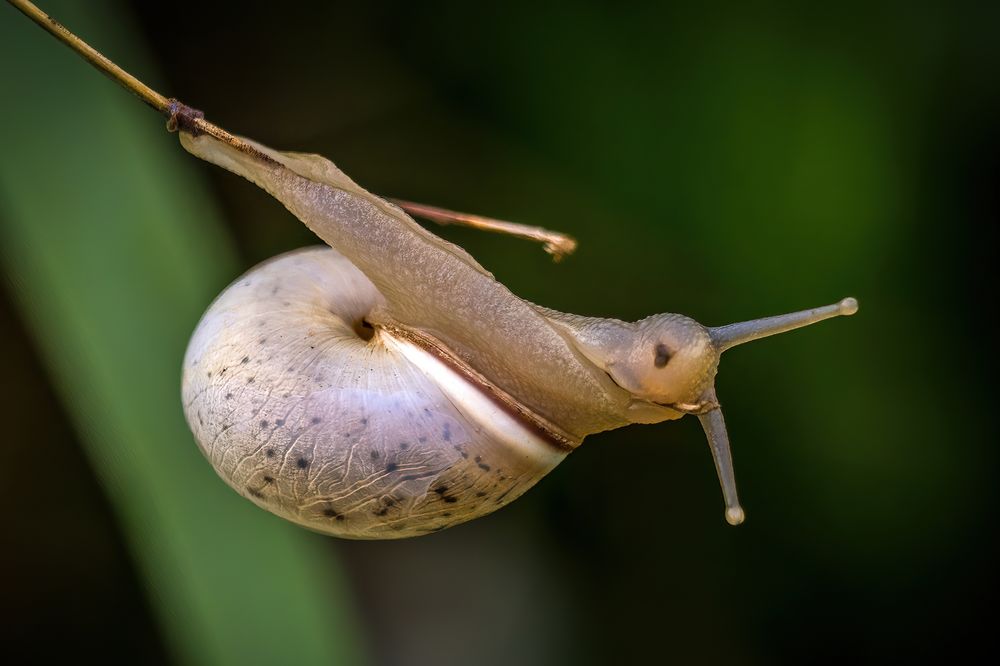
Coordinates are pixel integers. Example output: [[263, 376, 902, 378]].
[[538, 308, 691, 425]]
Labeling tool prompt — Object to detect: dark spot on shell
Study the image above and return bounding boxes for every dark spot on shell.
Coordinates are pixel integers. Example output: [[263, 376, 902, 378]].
[[263, 475, 274, 484], [206, 371, 212, 378], [433, 485, 458, 503], [374, 507, 389, 517], [275, 419, 285, 427], [418, 436, 427, 444], [399, 442, 410, 450], [296, 457, 309, 469], [221, 424, 231, 432], [442, 512, 452, 517], [442, 424, 452, 442], [478, 462, 491, 472], [453, 445, 468, 459], [654, 343, 673, 368], [361, 418, 368, 425], [323, 508, 340, 518], [386, 462, 399, 472], [370, 450, 381, 460], [241, 356, 250, 364], [311, 416, 322, 425], [260, 420, 268, 428], [224, 393, 233, 400], [265, 448, 275, 458], [247, 377, 255, 384], [476, 491, 487, 498], [247, 487, 264, 499], [259, 338, 267, 344]]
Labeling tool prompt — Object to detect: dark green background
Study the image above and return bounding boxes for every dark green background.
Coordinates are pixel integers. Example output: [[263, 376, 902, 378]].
[[1, 1, 996, 664]]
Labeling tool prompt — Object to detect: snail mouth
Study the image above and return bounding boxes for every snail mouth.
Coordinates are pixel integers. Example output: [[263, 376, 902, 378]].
[[653, 398, 720, 415], [377, 323, 576, 452]]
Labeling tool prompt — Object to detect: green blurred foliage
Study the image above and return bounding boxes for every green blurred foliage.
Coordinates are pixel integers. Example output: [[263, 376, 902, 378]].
[[0, 2, 364, 665], [2, 0, 996, 664]]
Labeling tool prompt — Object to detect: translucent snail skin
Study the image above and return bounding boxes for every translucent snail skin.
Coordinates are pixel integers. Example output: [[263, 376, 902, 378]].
[[8, 0, 859, 539]]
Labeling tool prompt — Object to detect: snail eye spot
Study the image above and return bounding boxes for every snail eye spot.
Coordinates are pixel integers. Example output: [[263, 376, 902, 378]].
[[654, 343, 672, 368]]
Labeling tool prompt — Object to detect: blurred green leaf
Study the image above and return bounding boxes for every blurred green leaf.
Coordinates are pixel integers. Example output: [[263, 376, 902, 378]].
[[0, 2, 365, 664]]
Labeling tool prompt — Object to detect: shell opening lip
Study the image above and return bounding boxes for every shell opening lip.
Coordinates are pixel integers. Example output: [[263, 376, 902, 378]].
[[377, 323, 577, 452]]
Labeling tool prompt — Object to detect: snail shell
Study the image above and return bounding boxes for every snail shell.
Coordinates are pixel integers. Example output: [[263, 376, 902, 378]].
[[183, 246, 565, 538]]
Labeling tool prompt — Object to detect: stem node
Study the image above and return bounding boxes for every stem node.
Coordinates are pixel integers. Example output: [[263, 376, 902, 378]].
[[165, 99, 205, 135]]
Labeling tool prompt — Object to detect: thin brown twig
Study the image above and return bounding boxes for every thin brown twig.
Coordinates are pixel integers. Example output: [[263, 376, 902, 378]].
[[390, 199, 577, 261]]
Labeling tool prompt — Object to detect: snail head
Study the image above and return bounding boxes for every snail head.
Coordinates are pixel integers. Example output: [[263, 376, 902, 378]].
[[574, 297, 859, 526], [610, 312, 720, 410]]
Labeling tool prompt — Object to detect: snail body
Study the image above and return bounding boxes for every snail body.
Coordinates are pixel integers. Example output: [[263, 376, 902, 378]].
[[181, 131, 858, 537]]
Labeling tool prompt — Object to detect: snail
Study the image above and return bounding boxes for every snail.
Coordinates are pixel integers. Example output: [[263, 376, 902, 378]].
[[178, 130, 858, 538], [9, 0, 859, 540]]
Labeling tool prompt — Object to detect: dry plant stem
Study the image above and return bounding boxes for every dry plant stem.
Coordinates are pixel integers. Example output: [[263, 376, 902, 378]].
[[7, 0, 577, 258], [390, 199, 578, 261]]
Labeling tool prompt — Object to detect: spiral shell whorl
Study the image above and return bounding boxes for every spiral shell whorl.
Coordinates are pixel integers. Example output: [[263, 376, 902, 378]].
[[182, 247, 565, 538]]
